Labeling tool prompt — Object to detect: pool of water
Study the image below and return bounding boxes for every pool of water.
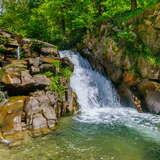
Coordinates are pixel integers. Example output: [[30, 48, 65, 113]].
[[0, 116, 160, 160]]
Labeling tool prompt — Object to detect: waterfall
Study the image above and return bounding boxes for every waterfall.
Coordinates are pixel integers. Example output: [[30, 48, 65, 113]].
[[16, 46, 21, 60], [60, 50, 160, 138]]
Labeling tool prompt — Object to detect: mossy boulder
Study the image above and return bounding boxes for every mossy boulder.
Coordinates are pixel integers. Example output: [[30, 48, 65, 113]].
[[0, 96, 26, 135]]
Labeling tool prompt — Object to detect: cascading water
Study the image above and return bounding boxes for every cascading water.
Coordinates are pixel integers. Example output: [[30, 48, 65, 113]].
[[60, 50, 160, 140], [16, 46, 21, 60]]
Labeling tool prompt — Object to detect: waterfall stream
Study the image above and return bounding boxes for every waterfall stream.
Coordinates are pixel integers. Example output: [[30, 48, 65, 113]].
[[16, 46, 21, 60], [60, 50, 160, 139]]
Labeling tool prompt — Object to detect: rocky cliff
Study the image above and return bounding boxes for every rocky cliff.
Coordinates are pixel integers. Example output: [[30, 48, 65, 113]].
[[79, 3, 160, 114], [0, 29, 77, 146]]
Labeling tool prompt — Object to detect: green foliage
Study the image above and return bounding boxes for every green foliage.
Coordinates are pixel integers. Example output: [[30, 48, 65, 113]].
[[0, 45, 5, 53], [44, 62, 72, 97], [61, 67, 72, 79], [52, 60, 61, 70], [0, 36, 8, 45], [31, 41, 43, 52], [117, 26, 137, 42], [0, 69, 4, 77], [0, 0, 159, 48]]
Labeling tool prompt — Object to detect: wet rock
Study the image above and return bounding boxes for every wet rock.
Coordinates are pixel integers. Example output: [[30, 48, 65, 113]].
[[146, 91, 160, 113], [0, 96, 26, 136]]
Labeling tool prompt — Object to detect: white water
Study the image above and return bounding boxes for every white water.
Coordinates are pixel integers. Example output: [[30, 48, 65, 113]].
[[60, 50, 160, 140], [16, 46, 20, 60]]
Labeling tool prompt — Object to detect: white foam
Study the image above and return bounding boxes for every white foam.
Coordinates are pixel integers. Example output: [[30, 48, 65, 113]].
[[60, 50, 160, 140]]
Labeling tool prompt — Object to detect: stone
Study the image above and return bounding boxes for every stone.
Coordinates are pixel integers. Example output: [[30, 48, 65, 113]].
[[31, 66, 40, 74], [40, 57, 60, 64], [39, 64, 56, 73], [123, 72, 139, 86], [0, 96, 26, 136], [61, 57, 74, 71], [33, 75, 50, 86], [40, 47, 59, 57], [155, 15, 160, 29], [25, 91, 57, 132], [21, 70, 34, 86], [138, 58, 160, 80], [146, 91, 160, 113], [28, 57, 40, 67], [32, 114, 47, 129]]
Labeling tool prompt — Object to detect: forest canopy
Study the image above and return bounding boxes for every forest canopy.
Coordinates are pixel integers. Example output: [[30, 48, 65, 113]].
[[0, 0, 158, 48]]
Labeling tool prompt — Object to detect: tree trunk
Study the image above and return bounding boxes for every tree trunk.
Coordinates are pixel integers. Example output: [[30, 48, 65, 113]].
[[131, 0, 137, 11]]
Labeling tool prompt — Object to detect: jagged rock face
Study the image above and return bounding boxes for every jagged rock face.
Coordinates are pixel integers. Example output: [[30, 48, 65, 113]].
[[137, 3, 160, 55], [0, 30, 77, 145], [25, 91, 57, 136], [80, 3, 160, 114]]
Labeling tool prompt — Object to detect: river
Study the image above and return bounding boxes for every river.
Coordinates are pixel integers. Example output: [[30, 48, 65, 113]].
[[0, 50, 160, 160]]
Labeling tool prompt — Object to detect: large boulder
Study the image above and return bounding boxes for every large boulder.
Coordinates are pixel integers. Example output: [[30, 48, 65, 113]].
[[0, 96, 26, 137], [25, 91, 57, 136], [146, 91, 160, 113], [138, 80, 160, 113], [138, 58, 160, 80]]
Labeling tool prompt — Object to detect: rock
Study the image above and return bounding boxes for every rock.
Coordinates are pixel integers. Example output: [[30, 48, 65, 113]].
[[155, 15, 160, 29], [61, 57, 74, 71], [33, 75, 50, 86], [32, 114, 48, 130], [25, 91, 57, 136], [0, 60, 27, 85], [31, 66, 40, 74], [21, 70, 34, 86], [123, 72, 139, 86], [39, 64, 56, 73], [28, 57, 40, 67], [138, 58, 160, 80], [40, 47, 59, 57], [146, 91, 160, 113], [1, 60, 51, 92], [40, 57, 60, 64], [0, 96, 26, 136], [0, 29, 76, 145], [104, 38, 123, 67]]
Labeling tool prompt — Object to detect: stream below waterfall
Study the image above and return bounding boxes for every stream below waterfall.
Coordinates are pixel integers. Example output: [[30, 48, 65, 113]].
[[0, 51, 160, 160]]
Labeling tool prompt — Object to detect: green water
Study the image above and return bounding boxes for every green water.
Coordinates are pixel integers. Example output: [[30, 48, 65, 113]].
[[0, 117, 160, 160]]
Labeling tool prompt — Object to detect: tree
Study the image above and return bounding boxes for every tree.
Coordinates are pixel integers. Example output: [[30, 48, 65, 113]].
[[131, 0, 137, 11]]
